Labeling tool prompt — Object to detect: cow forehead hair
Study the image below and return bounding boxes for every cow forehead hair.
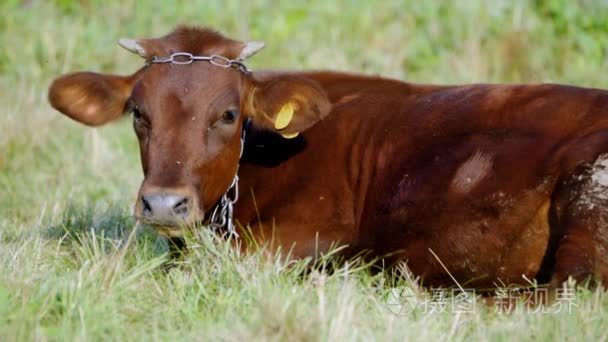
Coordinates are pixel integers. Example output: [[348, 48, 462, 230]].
[[142, 26, 245, 58]]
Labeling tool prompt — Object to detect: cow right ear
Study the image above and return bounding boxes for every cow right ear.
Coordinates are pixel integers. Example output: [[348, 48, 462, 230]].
[[48, 71, 140, 126], [242, 74, 331, 139]]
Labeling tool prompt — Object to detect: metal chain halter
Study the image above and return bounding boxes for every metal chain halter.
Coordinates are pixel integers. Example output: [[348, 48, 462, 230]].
[[149, 52, 252, 75]]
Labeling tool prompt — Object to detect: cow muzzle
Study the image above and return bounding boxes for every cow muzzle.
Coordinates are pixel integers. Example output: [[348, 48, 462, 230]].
[[135, 188, 202, 233]]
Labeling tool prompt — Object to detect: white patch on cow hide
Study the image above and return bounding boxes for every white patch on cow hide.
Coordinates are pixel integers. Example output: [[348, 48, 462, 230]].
[[571, 154, 608, 265], [574, 154, 608, 212], [450, 151, 494, 194], [591, 155, 608, 187]]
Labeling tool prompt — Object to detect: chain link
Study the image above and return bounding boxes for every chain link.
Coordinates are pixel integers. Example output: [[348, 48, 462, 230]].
[[150, 52, 252, 75], [207, 174, 239, 237]]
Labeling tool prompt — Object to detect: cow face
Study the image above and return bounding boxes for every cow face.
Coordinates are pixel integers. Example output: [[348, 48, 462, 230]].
[[48, 27, 331, 236]]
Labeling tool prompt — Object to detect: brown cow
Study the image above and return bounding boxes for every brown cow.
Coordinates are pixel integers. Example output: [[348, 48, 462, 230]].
[[48, 26, 608, 289]]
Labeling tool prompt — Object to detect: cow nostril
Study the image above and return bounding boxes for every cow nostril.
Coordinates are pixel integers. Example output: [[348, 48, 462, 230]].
[[141, 196, 153, 215], [172, 197, 189, 216]]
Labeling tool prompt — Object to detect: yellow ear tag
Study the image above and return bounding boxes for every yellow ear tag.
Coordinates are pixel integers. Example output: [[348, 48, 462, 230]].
[[281, 132, 299, 139], [274, 102, 294, 130]]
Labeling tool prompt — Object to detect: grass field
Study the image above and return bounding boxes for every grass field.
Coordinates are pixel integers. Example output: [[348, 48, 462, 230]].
[[2, 0, 608, 340]]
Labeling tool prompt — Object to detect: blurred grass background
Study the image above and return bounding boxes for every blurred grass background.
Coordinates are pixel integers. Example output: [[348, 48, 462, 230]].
[[1, 0, 608, 340]]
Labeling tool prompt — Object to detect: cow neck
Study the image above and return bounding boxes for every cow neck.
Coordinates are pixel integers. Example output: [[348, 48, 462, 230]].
[[204, 118, 252, 238]]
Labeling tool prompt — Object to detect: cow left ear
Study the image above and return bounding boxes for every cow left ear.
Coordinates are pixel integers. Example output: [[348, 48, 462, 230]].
[[243, 75, 331, 138]]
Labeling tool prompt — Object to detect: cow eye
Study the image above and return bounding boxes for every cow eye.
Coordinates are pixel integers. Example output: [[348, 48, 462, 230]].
[[132, 106, 142, 120], [222, 110, 238, 123], [130, 106, 150, 130]]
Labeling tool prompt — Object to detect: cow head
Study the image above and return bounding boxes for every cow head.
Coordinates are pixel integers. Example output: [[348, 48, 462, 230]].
[[48, 26, 331, 236]]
